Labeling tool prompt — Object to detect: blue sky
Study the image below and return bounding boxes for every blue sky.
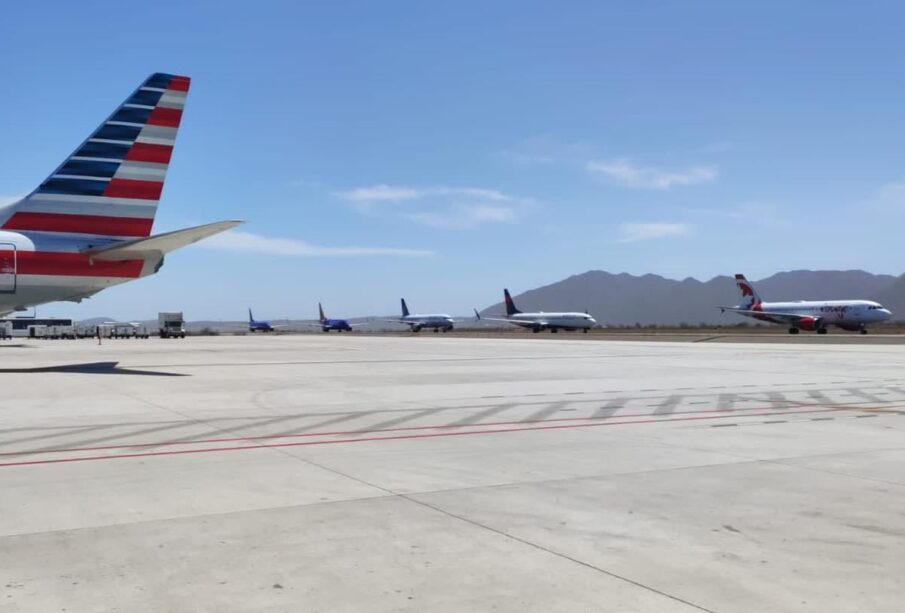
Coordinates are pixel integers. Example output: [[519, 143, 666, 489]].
[[2, 1, 904, 319]]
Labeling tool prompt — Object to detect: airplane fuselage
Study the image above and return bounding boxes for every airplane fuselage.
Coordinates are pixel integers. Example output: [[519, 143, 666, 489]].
[[506, 312, 596, 331], [321, 318, 352, 332], [402, 314, 454, 332], [742, 300, 891, 330], [0, 228, 159, 314]]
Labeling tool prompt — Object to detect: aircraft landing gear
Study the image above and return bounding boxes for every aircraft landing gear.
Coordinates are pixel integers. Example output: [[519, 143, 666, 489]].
[[550, 328, 559, 333], [433, 328, 439, 333], [860, 325, 868, 335], [583, 328, 588, 333], [788, 327, 800, 335], [817, 327, 828, 335]]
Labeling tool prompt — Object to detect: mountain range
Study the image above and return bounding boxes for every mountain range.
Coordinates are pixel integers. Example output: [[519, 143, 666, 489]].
[[481, 270, 904, 326]]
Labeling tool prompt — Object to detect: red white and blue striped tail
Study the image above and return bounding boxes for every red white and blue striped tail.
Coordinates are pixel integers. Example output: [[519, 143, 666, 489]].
[[2, 73, 190, 239]]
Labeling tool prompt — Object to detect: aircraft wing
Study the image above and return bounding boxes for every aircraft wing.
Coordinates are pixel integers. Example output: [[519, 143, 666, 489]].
[[84, 220, 243, 261], [722, 308, 819, 325], [482, 316, 547, 327]]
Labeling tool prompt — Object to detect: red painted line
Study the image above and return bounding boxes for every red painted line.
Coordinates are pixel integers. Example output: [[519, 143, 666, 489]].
[[0, 407, 851, 469], [0, 403, 856, 458]]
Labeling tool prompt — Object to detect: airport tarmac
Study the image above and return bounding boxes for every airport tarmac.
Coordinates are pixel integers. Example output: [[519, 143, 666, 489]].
[[1, 335, 904, 612]]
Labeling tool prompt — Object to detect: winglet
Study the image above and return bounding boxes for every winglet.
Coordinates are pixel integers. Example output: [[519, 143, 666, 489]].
[[473, 308, 481, 321]]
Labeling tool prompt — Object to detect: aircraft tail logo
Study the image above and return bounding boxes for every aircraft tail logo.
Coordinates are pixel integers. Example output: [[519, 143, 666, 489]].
[[318, 303, 326, 323], [248, 308, 254, 323], [1, 73, 190, 239], [504, 288, 521, 316], [734, 274, 762, 308]]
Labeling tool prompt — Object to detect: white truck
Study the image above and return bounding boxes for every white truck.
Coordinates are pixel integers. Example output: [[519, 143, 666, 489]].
[[158, 312, 186, 339]]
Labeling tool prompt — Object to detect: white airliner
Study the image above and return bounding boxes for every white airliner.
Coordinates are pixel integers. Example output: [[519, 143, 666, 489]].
[[392, 298, 454, 333], [721, 274, 892, 334], [477, 288, 597, 333], [0, 73, 240, 316]]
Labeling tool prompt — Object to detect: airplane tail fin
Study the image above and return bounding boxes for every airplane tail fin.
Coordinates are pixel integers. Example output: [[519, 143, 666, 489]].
[[474, 308, 481, 321], [249, 308, 254, 323], [504, 289, 521, 316], [318, 302, 326, 323], [0, 73, 190, 239], [401, 298, 410, 318], [734, 274, 762, 308]]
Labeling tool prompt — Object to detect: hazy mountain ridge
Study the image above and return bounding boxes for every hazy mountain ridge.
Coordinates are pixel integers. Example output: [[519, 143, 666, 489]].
[[481, 270, 904, 326]]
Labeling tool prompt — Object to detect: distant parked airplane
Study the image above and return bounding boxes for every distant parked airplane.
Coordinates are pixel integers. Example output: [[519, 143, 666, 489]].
[[392, 298, 454, 333], [248, 308, 276, 333], [303, 303, 359, 332], [721, 273, 892, 334], [0, 72, 240, 316], [477, 289, 596, 333]]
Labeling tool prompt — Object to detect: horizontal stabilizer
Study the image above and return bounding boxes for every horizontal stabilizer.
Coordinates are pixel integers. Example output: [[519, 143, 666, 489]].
[[84, 220, 242, 261]]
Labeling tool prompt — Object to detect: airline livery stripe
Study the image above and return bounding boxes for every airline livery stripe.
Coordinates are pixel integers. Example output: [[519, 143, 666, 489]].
[[2, 212, 153, 237], [14, 252, 144, 278], [102, 178, 163, 200], [38, 178, 108, 196], [94, 124, 142, 141], [109, 107, 152, 124], [144, 74, 172, 89], [147, 106, 182, 128], [57, 159, 120, 177], [104, 178, 163, 200], [10, 199, 157, 219], [168, 76, 191, 92], [75, 142, 130, 160], [124, 142, 172, 164], [25, 193, 162, 208], [126, 89, 164, 107]]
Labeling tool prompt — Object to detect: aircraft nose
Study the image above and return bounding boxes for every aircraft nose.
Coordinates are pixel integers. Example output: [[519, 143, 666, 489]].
[[880, 308, 893, 319]]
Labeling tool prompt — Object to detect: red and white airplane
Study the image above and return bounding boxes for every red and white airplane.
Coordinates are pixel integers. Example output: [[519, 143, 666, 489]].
[[0, 73, 241, 315], [722, 274, 892, 334]]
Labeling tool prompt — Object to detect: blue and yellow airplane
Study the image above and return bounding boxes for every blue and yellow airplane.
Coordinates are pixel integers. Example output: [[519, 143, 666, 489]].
[[303, 303, 361, 332], [248, 308, 276, 332]]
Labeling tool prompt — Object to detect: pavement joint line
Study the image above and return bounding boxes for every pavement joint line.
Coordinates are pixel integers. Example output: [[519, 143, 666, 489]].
[[403, 495, 719, 613], [271, 444, 723, 613]]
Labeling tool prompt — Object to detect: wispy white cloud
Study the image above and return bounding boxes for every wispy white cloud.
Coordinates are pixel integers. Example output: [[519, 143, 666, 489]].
[[197, 229, 433, 257], [334, 185, 510, 204], [587, 159, 718, 190], [407, 204, 517, 230], [334, 184, 530, 228], [618, 222, 691, 243]]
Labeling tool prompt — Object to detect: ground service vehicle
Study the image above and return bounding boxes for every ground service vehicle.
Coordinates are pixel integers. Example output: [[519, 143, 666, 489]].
[[159, 312, 186, 338]]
